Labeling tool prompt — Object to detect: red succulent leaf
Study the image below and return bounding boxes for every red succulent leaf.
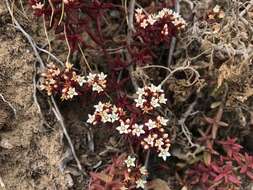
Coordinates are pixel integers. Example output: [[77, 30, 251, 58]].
[[227, 174, 241, 186], [246, 171, 253, 180]]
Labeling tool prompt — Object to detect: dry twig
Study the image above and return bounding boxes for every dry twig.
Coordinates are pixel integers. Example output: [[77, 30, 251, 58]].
[[0, 93, 17, 117]]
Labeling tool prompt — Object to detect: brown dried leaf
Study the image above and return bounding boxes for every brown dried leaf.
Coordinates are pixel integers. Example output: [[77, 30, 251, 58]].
[[90, 172, 113, 183], [203, 151, 212, 166], [146, 179, 171, 190]]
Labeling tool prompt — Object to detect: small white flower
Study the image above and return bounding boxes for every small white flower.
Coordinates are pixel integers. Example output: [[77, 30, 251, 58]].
[[158, 147, 171, 161], [157, 10, 166, 18], [32, 2, 44, 9], [213, 5, 221, 13], [110, 111, 119, 123], [124, 156, 136, 168], [86, 73, 96, 82], [135, 8, 143, 14], [140, 19, 148, 28], [94, 102, 104, 112], [92, 83, 104, 93], [155, 138, 164, 148], [150, 97, 160, 108], [100, 111, 111, 123], [144, 135, 155, 146], [76, 76, 86, 86], [136, 87, 145, 96], [147, 15, 156, 25], [135, 97, 146, 108], [67, 87, 78, 98], [132, 124, 145, 137], [87, 114, 95, 124], [98, 72, 107, 80], [157, 116, 168, 126], [116, 121, 129, 134], [173, 12, 180, 19], [140, 166, 148, 175], [149, 84, 158, 93], [158, 94, 167, 104], [145, 119, 157, 130], [136, 178, 147, 189]]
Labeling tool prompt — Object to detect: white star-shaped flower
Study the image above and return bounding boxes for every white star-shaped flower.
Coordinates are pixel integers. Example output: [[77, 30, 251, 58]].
[[140, 19, 148, 28], [155, 138, 164, 148], [158, 94, 167, 104], [149, 84, 158, 93], [100, 111, 111, 123], [87, 114, 95, 124], [110, 111, 119, 123], [124, 156, 136, 168], [158, 147, 171, 161], [147, 15, 156, 25], [116, 121, 129, 134], [98, 72, 107, 80], [136, 178, 147, 189], [135, 8, 143, 14], [173, 12, 180, 19], [32, 2, 44, 9], [157, 116, 168, 126], [145, 119, 157, 130], [94, 102, 104, 112], [135, 97, 146, 108], [139, 166, 148, 175], [92, 83, 104, 93], [86, 73, 96, 82], [213, 5, 221, 13], [155, 84, 164, 93], [132, 124, 145, 137], [67, 87, 78, 99], [150, 97, 160, 108], [144, 135, 155, 147], [136, 87, 145, 96], [76, 76, 86, 86]]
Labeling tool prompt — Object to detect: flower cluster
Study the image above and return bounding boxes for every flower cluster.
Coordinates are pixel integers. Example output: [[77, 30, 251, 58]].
[[90, 154, 148, 190], [135, 8, 186, 30], [87, 84, 171, 161], [87, 102, 125, 125], [134, 8, 186, 44], [135, 84, 167, 113], [86, 73, 107, 93], [31, 2, 44, 10], [40, 63, 107, 100], [123, 155, 148, 189], [207, 5, 225, 21]]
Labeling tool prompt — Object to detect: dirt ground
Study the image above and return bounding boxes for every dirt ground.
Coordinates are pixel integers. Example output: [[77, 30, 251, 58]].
[[0, 3, 73, 190]]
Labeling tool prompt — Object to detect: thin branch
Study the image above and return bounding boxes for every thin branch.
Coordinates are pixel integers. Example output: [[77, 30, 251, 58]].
[[160, 63, 200, 86], [51, 97, 83, 172], [167, 0, 180, 68], [126, 0, 139, 91], [0, 93, 17, 117], [178, 99, 198, 147]]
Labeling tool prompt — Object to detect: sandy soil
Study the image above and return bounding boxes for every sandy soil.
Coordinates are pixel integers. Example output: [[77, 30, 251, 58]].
[[0, 3, 71, 190]]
